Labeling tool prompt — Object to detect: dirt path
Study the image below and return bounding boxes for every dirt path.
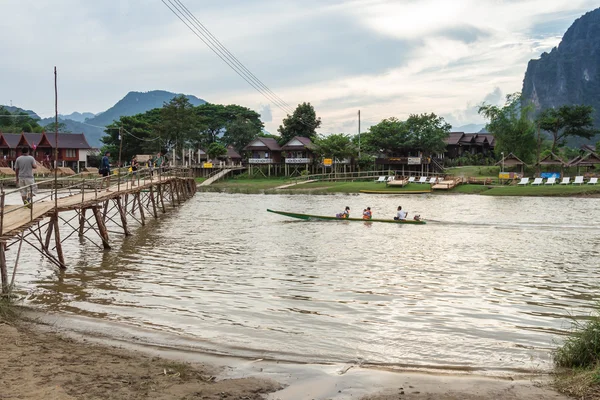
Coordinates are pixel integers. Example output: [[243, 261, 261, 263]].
[[0, 317, 571, 400]]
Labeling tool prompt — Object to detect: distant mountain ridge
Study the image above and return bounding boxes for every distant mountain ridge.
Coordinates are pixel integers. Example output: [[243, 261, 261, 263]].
[[85, 90, 206, 128], [59, 111, 96, 123], [9, 90, 207, 148], [522, 7, 600, 146]]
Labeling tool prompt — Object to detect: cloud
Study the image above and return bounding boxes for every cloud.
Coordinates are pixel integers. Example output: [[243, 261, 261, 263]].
[[259, 104, 272, 122], [0, 0, 598, 138]]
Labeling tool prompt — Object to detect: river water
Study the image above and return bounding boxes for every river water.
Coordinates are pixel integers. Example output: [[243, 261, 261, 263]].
[[12, 192, 600, 373]]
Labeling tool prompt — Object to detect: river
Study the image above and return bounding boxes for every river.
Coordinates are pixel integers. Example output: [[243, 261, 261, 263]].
[[12, 192, 600, 373]]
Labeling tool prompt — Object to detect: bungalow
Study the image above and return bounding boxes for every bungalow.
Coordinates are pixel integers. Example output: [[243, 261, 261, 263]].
[[281, 136, 316, 175], [444, 132, 495, 159], [0, 131, 93, 172], [243, 137, 283, 176]]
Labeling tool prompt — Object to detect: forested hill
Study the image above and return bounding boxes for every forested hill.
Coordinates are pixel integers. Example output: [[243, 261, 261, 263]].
[[86, 90, 206, 128], [522, 7, 600, 146]]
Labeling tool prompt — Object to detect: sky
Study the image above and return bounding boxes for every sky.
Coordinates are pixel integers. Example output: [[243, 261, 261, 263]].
[[1, 0, 598, 134]]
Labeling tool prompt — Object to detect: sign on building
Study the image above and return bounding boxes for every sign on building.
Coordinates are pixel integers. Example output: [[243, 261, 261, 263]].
[[203, 162, 213, 168], [323, 158, 333, 166], [407, 157, 421, 165]]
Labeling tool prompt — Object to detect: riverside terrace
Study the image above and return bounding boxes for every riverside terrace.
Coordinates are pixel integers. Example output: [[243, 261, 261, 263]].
[[0, 167, 196, 295]]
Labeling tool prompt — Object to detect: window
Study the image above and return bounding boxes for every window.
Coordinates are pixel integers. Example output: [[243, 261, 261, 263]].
[[65, 149, 77, 158]]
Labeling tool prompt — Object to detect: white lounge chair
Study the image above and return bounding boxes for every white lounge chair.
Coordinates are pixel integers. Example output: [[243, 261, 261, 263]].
[[417, 177, 427, 184], [573, 176, 584, 185], [517, 177, 529, 185], [560, 177, 570, 185], [545, 177, 556, 185], [531, 178, 544, 185], [375, 176, 386, 183], [387, 176, 395, 182], [588, 177, 598, 185], [428, 177, 437, 184], [408, 177, 415, 183]]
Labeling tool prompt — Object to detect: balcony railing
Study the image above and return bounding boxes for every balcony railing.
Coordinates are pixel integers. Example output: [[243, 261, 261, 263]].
[[285, 158, 311, 164], [248, 158, 274, 164]]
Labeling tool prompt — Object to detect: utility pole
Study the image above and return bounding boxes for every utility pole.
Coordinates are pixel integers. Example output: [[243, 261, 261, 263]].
[[53, 67, 58, 210], [358, 110, 361, 158]]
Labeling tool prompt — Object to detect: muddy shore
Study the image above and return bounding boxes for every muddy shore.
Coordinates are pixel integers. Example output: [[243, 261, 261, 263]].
[[0, 311, 571, 400]]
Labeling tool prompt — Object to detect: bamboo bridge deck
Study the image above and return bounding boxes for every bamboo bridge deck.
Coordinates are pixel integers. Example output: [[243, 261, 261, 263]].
[[0, 168, 197, 294]]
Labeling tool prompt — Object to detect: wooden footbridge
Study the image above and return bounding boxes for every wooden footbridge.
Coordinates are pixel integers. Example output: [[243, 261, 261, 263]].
[[0, 167, 197, 294]]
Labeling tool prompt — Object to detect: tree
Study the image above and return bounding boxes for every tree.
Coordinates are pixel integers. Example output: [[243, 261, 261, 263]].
[[193, 103, 263, 150], [222, 115, 261, 153], [365, 117, 411, 155], [206, 142, 227, 160], [478, 93, 537, 163], [277, 102, 321, 144], [101, 108, 162, 163], [405, 113, 451, 155], [156, 95, 197, 153], [314, 133, 356, 160], [537, 105, 599, 153]]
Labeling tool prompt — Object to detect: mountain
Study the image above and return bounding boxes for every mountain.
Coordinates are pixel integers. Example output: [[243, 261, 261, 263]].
[[58, 111, 96, 122], [85, 90, 206, 128], [454, 124, 488, 133], [1, 106, 40, 119], [37, 117, 105, 148], [522, 7, 600, 146]]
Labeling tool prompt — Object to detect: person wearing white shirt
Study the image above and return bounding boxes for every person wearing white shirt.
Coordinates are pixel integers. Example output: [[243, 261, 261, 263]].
[[394, 206, 407, 220]]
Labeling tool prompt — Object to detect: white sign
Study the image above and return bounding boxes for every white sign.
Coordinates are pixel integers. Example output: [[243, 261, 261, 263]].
[[285, 158, 310, 164], [249, 158, 273, 164], [407, 157, 421, 165]]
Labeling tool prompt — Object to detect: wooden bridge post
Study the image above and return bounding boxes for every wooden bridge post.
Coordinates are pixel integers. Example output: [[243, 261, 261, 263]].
[[169, 181, 176, 208], [149, 185, 158, 218], [115, 197, 130, 236], [44, 218, 54, 251], [136, 193, 146, 226], [52, 212, 66, 269], [0, 242, 8, 294], [92, 206, 111, 250], [158, 184, 166, 213], [78, 208, 86, 238]]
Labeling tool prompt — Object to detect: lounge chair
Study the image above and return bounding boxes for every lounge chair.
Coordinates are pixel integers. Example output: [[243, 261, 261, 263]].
[[417, 177, 427, 184], [517, 177, 529, 185], [560, 177, 570, 185], [531, 178, 544, 185], [408, 177, 415, 183], [573, 176, 584, 185], [375, 176, 386, 183], [545, 177, 556, 185], [588, 177, 598, 185], [428, 177, 437, 184], [387, 176, 395, 183]]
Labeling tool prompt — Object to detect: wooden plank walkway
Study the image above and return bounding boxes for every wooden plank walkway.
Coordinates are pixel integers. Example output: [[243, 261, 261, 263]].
[[1, 175, 177, 240]]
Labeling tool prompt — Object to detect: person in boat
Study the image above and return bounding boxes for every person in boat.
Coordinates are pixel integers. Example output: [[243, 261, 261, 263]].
[[363, 207, 373, 220], [336, 206, 350, 219], [394, 206, 407, 220]]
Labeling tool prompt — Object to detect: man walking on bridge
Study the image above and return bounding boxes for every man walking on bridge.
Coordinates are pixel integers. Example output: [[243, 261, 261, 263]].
[[14, 147, 37, 207]]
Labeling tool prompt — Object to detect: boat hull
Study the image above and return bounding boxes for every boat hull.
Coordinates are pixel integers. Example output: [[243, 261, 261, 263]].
[[267, 209, 426, 224]]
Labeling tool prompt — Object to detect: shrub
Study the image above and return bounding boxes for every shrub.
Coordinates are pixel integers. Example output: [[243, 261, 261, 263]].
[[555, 307, 600, 369]]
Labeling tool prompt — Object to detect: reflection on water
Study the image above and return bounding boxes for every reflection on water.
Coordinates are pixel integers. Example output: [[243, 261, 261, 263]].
[[13, 193, 600, 372]]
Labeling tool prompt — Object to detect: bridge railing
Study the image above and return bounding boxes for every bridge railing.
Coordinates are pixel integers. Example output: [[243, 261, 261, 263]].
[[0, 166, 193, 238]]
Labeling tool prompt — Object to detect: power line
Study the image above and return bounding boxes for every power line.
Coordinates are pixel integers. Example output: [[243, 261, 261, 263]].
[[161, 0, 294, 115], [171, 0, 295, 113]]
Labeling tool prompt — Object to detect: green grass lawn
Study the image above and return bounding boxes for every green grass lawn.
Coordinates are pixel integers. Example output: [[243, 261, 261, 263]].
[[481, 184, 600, 196], [445, 166, 500, 178], [284, 181, 432, 193], [203, 177, 291, 191]]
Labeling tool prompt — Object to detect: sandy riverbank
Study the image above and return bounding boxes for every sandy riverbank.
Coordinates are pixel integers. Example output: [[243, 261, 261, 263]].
[[0, 313, 571, 400]]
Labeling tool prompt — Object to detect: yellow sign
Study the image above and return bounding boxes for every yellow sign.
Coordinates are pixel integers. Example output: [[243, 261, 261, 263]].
[[323, 158, 333, 166], [203, 162, 213, 168], [498, 172, 510, 179]]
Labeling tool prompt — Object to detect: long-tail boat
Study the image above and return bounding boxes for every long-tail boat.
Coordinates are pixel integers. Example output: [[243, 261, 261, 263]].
[[267, 209, 426, 224]]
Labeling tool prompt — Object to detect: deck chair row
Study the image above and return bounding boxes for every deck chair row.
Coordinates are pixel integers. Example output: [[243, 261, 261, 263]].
[[375, 176, 439, 184], [517, 176, 598, 186]]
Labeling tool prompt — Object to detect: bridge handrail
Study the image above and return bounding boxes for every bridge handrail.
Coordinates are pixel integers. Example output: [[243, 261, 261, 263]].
[[0, 166, 193, 237]]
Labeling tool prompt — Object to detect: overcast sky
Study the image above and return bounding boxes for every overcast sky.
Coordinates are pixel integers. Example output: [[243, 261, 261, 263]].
[[1, 0, 597, 134]]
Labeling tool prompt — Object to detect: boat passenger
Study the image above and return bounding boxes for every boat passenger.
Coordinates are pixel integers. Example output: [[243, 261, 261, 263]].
[[363, 207, 372, 220], [336, 206, 350, 219], [394, 206, 407, 220]]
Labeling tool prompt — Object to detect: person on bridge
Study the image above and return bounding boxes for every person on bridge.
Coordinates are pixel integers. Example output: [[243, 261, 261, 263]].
[[99, 151, 111, 191], [155, 152, 164, 176], [15, 147, 38, 207], [130, 155, 139, 186]]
